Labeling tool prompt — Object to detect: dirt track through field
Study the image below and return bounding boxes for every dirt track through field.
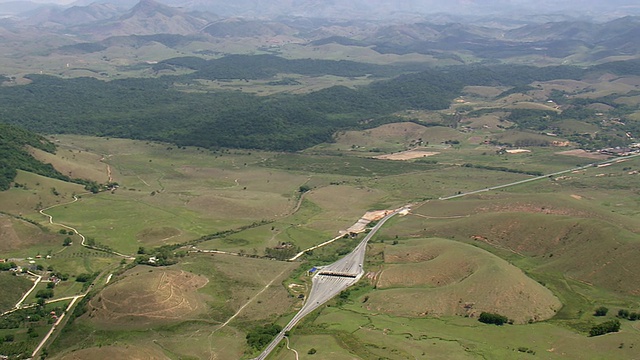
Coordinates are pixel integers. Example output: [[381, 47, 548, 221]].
[[207, 265, 292, 358]]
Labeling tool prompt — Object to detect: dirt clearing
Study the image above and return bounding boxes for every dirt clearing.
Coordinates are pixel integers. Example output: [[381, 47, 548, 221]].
[[556, 149, 609, 159], [374, 149, 439, 160]]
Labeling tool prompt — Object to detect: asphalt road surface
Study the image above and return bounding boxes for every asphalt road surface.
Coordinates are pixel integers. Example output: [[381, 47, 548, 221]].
[[251, 152, 640, 359], [253, 207, 407, 360]]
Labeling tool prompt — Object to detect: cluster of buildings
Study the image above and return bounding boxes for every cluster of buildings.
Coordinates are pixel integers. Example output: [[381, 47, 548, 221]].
[[599, 143, 640, 156]]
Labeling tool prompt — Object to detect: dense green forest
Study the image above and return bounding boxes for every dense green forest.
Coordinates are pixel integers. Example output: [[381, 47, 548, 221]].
[[0, 56, 638, 152], [155, 54, 401, 79]]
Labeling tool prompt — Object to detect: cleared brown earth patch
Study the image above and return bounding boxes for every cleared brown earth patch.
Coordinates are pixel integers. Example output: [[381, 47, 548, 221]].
[[57, 345, 168, 360], [556, 149, 609, 159], [373, 149, 439, 160], [87, 268, 209, 329], [364, 238, 561, 324]]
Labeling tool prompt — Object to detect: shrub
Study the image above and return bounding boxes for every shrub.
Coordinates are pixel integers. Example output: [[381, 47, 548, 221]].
[[589, 319, 620, 337], [478, 312, 509, 325], [594, 306, 609, 316], [35, 289, 53, 299], [75, 273, 92, 282], [246, 324, 282, 350]]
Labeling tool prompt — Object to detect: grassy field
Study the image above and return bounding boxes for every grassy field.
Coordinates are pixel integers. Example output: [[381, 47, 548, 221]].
[[0, 122, 638, 359], [25, 136, 316, 255], [279, 307, 640, 360], [3, 31, 640, 359], [48, 254, 298, 359], [0, 273, 33, 312]]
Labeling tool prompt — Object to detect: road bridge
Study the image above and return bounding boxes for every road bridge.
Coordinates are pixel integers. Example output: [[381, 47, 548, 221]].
[[252, 207, 407, 360]]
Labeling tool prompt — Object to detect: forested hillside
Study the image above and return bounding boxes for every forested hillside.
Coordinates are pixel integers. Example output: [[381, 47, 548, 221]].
[[0, 123, 64, 190], [0, 56, 637, 152]]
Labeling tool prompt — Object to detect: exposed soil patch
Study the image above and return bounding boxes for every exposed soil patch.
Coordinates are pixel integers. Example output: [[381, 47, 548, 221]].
[[556, 149, 609, 159], [505, 149, 531, 154], [87, 268, 209, 328], [374, 149, 439, 161]]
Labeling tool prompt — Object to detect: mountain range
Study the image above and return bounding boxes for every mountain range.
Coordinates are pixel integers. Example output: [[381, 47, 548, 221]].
[[0, 0, 639, 65], [3, 0, 639, 19]]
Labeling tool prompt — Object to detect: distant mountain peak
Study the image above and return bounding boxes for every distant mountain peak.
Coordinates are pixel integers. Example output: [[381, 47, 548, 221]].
[[126, 0, 180, 18]]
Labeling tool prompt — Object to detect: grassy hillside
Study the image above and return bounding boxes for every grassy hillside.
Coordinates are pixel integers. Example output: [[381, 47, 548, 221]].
[[0, 129, 637, 359], [0, 123, 63, 190], [0, 272, 32, 312], [367, 238, 561, 324]]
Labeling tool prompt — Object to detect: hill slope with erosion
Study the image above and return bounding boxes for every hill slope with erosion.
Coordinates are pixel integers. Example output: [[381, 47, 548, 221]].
[[367, 238, 562, 324]]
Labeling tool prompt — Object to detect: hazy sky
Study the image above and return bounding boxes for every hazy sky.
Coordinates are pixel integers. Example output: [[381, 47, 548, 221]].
[[1, 0, 638, 17], [2, 0, 636, 5]]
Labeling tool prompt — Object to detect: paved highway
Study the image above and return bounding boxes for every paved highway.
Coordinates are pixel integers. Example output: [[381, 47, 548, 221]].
[[440, 152, 640, 200], [253, 207, 407, 360], [253, 151, 640, 360]]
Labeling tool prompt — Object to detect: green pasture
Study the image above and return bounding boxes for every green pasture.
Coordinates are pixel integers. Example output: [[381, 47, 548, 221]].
[[44, 192, 224, 255], [285, 307, 640, 360], [48, 254, 298, 359], [0, 170, 85, 219], [0, 273, 32, 312], [179, 74, 374, 96], [260, 152, 440, 177], [50, 321, 248, 360]]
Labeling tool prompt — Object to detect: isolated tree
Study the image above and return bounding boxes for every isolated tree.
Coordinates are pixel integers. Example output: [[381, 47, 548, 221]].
[[618, 309, 630, 318], [63, 237, 72, 246], [594, 306, 609, 317], [479, 312, 509, 325], [35, 289, 53, 299]]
